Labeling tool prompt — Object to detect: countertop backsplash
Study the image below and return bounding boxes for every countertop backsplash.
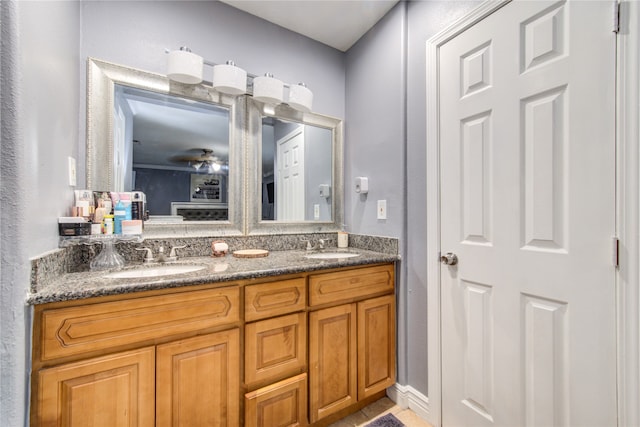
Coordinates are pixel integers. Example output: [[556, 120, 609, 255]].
[[30, 233, 399, 295]]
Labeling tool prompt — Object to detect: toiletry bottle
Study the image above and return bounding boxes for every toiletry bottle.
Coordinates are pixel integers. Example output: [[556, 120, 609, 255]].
[[114, 201, 126, 235], [103, 214, 114, 235], [131, 191, 143, 220]]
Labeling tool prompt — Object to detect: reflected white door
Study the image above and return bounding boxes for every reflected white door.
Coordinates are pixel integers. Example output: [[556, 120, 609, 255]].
[[277, 127, 305, 221], [439, 1, 616, 426], [113, 103, 126, 192]]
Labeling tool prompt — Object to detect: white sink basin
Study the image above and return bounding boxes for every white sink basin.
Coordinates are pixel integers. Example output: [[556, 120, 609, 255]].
[[304, 252, 360, 260], [104, 264, 206, 279]]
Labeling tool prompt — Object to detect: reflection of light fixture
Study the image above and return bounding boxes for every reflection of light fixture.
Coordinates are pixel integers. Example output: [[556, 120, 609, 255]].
[[212, 162, 221, 172], [192, 161, 204, 170], [166, 47, 203, 84], [287, 82, 313, 112], [252, 73, 284, 104], [212, 60, 247, 95]]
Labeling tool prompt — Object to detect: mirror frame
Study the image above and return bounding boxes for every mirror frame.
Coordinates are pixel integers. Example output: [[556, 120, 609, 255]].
[[246, 98, 344, 235], [86, 58, 245, 236]]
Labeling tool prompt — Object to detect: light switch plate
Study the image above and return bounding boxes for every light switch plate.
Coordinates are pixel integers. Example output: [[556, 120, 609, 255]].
[[377, 200, 387, 220], [314, 204, 320, 220]]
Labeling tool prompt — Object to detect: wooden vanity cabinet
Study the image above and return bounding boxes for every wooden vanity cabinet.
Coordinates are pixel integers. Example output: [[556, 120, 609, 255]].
[[308, 264, 396, 424], [32, 262, 396, 427], [244, 277, 308, 427], [32, 285, 240, 427]]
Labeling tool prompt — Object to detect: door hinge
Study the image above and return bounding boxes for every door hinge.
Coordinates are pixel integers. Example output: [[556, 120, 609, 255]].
[[612, 237, 620, 268], [613, 1, 620, 33]]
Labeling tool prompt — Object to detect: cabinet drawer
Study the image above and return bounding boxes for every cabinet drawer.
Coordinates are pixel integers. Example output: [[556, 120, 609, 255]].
[[245, 278, 306, 322], [40, 286, 240, 361], [245, 373, 308, 427], [308, 265, 394, 307], [245, 312, 307, 388]]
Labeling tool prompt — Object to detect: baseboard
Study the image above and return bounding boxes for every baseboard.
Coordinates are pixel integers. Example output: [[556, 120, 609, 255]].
[[386, 383, 431, 424]]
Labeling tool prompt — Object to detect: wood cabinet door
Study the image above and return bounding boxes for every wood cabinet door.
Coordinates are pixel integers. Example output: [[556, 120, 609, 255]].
[[245, 312, 307, 388], [245, 373, 308, 427], [308, 304, 357, 423], [357, 295, 396, 399], [156, 329, 240, 427], [37, 347, 155, 427]]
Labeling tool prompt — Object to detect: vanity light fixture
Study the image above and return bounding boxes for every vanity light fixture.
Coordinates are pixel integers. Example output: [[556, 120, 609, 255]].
[[212, 60, 247, 95], [166, 47, 204, 84], [287, 82, 313, 113], [252, 73, 284, 105], [165, 48, 313, 111]]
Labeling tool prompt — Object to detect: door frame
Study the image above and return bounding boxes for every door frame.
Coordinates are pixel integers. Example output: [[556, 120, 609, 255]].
[[424, 1, 639, 426]]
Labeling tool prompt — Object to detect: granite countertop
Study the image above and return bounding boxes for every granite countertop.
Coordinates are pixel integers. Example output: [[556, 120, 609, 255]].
[[27, 248, 399, 305]]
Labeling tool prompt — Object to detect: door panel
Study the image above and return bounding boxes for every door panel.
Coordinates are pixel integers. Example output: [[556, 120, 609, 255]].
[[38, 347, 155, 427], [156, 329, 240, 427], [439, 1, 616, 426], [308, 304, 357, 423]]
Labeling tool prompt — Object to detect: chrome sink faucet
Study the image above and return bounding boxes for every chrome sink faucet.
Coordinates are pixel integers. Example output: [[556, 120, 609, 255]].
[[301, 239, 326, 251], [136, 245, 187, 263]]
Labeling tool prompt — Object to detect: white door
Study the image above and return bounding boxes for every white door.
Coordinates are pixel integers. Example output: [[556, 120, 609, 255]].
[[439, 1, 616, 426], [277, 127, 305, 221], [113, 103, 126, 192]]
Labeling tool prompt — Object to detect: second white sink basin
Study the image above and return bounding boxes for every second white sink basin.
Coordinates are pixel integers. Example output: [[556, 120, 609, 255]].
[[104, 264, 206, 279], [304, 252, 360, 260]]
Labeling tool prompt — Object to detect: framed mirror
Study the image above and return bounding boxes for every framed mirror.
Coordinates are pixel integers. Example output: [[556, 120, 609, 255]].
[[86, 58, 245, 236], [246, 98, 344, 235]]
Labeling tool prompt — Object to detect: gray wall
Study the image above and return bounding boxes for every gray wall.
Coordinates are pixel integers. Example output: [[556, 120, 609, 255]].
[[304, 125, 332, 221], [404, 0, 479, 394], [345, 5, 405, 238], [1, 1, 81, 425], [345, 0, 480, 395]]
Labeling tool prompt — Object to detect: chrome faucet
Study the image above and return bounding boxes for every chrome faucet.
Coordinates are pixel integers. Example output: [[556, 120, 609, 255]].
[[301, 239, 327, 251], [136, 245, 187, 263]]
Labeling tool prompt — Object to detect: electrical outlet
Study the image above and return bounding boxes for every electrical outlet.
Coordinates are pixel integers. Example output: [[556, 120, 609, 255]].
[[314, 204, 320, 220], [377, 200, 387, 220], [68, 156, 77, 186]]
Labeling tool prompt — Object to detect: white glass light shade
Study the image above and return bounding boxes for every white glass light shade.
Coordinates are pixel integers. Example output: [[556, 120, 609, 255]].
[[212, 62, 247, 95], [252, 74, 284, 104], [288, 83, 313, 112], [167, 49, 203, 84]]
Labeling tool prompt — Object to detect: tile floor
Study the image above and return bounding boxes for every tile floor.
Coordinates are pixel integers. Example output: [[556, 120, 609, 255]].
[[328, 397, 434, 427]]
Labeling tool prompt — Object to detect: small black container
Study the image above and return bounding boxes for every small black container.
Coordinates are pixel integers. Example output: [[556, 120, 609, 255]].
[[58, 222, 91, 236]]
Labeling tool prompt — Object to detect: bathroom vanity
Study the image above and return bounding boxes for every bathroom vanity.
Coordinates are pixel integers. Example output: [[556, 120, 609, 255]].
[[29, 248, 397, 426]]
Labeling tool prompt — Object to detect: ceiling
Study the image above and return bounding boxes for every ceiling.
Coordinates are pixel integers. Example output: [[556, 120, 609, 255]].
[[220, 0, 399, 51]]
